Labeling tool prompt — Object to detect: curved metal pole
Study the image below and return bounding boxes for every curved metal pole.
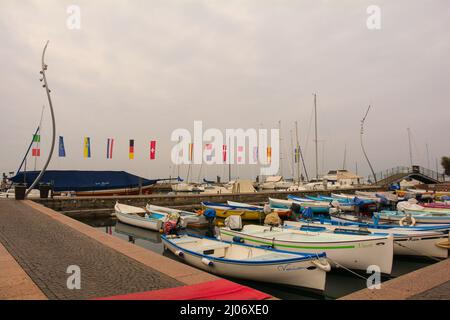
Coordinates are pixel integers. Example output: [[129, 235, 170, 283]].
[[26, 41, 56, 196], [360, 105, 377, 183]]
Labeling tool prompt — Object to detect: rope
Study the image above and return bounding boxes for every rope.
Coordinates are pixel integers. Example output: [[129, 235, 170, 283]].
[[394, 240, 441, 262], [325, 256, 369, 281]]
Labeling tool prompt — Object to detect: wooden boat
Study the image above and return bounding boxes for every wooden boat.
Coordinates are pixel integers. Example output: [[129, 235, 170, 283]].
[[201, 202, 264, 221], [284, 220, 448, 259], [162, 233, 330, 292], [269, 197, 293, 209], [287, 195, 331, 213], [333, 193, 382, 204], [397, 201, 450, 214], [114, 202, 166, 231], [219, 224, 394, 274], [226, 201, 292, 219], [375, 210, 450, 225], [146, 204, 208, 228], [422, 202, 450, 209]]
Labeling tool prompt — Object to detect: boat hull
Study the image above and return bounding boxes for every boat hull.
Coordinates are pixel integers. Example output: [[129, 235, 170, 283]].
[[162, 237, 327, 291], [284, 220, 448, 259], [115, 211, 163, 231], [219, 228, 394, 274]]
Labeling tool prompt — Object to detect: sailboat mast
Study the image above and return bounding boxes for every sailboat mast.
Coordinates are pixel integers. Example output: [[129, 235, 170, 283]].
[[407, 128, 413, 167], [426, 143, 430, 169], [314, 93, 319, 180], [278, 120, 283, 177], [342, 144, 347, 170], [290, 129, 294, 179], [295, 121, 301, 184]]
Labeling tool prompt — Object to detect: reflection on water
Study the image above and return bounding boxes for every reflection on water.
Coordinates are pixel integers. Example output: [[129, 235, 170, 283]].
[[86, 218, 437, 300]]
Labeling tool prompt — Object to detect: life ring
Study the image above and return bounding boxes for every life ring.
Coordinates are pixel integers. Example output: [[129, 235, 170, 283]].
[[312, 259, 331, 272], [399, 216, 416, 226]]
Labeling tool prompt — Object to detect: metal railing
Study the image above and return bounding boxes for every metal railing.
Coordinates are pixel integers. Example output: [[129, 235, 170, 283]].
[[368, 165, 447, 184]]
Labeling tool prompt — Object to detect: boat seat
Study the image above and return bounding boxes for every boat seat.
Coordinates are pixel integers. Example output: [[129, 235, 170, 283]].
[[193, 243, 231, 253], [244, 252, 294, 262]]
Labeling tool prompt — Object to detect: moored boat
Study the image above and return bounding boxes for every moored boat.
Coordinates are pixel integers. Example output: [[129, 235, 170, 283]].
[[201, 202, 264, 220], [146, 204, 208, 228], [162, 233, 330, 292], [375, 210, 450, 225], [226, 201, 292, 219], [219, 224, 394, 274], [114, 202, 166, 231], [284, 220, 448, 258]]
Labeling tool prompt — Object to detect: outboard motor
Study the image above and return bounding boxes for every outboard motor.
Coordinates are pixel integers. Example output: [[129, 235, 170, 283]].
[[203, 208, 216, 237]]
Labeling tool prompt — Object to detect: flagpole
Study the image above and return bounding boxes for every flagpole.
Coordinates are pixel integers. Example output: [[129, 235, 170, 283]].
[[26, 41, 56, 197]]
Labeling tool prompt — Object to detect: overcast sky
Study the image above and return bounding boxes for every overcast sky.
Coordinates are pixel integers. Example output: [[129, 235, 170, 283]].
[[1, 0, 449, 181]]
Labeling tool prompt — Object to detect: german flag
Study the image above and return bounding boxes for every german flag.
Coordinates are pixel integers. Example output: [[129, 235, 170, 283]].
[[129, 139, 134, 159]]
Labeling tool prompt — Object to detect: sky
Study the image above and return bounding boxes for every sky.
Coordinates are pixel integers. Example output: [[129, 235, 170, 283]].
[[1, 0, 449, 182]]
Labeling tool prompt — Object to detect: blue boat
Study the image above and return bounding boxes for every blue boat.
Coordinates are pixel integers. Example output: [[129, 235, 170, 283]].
[[10, 170, 163, 194]]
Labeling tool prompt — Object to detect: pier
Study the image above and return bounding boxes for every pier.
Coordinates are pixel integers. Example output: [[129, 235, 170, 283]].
[[0, 199, 271, 300]]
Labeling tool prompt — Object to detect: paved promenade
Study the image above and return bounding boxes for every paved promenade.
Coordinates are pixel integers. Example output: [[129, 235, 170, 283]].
[[340, 257, 450, 300], [0, 200, 227, 300]]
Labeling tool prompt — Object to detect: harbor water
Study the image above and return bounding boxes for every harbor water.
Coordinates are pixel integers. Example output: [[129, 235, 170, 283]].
[[81, 217, 438, 300]]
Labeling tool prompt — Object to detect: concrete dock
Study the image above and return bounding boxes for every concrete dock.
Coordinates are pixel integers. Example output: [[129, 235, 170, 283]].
[[0, 199, 270, 300], [340, 258, 450, 300]]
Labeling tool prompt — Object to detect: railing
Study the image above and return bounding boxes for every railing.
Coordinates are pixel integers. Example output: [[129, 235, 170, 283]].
[[368, 165, 447, 184]]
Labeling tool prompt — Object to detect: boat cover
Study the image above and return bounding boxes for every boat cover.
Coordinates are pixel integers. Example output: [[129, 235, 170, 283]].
[[10, 170, 159, 192]]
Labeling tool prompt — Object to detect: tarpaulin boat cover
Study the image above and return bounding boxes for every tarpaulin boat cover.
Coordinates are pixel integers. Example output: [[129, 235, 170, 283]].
[[10, 170, 159, 192]]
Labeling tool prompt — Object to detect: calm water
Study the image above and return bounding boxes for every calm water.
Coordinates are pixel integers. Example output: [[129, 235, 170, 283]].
[[81, 217, 438, 300]]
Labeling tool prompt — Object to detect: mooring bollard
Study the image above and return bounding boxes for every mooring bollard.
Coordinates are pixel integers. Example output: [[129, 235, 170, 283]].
[[14, 184, 27, 200]]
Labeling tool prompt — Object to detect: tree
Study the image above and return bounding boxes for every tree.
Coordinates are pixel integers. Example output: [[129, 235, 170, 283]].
[[441, 157, 450, 176]]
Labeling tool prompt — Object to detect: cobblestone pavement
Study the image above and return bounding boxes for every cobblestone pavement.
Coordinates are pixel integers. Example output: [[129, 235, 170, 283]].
[[0, 200, 183, 300], [408, 280, 450, 300]]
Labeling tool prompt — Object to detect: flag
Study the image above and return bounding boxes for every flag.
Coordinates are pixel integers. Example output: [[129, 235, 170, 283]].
[[222, 144, 227, 163], [150, 140, 156, 160], [129, 139, 134, 159], [33, 134, 41, 143], [237, 145, 244, 164], [253, 146, 259, 163], [205, 143, 214, 162], [32, 148, 40, 157], [107, 138, 114, 159], [188, 143, 194, 161], [267, 146, 272, 164], [84, 137, 91, 158], [59, 136, 66, 157]]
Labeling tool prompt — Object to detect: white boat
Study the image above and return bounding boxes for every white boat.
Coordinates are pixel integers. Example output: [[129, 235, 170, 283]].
[[171, 183, 194, 192], [219, 224, 394, 274], [146, 204, 208, 228], [397, 201, 450, 214], [269, 197, 293, 209], [114, 202, 167, 231], [332, 193, 382, 203], [375, 211, 450, 225], [162, 234, 330, 292], [283, 220, 448, 259]]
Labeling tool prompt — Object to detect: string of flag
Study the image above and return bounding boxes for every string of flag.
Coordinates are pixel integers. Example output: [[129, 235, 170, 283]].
[[34, 136, 280, 163]]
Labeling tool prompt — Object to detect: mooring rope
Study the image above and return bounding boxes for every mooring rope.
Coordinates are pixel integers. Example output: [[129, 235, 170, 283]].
[[323, 256, 369, 281], [393, 240, 441, 262]]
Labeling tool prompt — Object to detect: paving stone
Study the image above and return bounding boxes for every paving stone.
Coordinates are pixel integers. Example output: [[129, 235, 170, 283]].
[[0, 200, 183, 300]]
